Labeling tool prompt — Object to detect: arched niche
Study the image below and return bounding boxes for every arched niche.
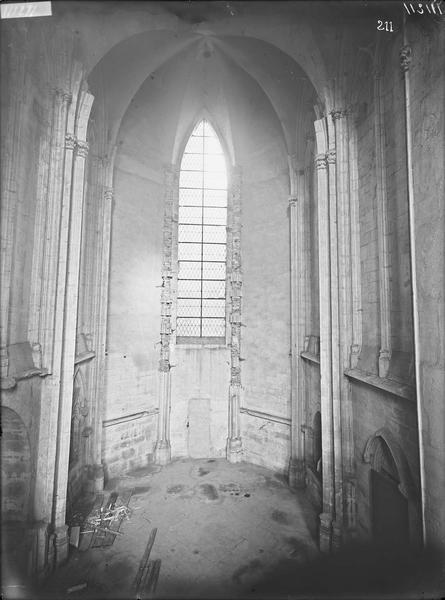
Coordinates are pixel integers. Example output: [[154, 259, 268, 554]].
[[1, 407, 31, 522], [363, 428, 421, 549]]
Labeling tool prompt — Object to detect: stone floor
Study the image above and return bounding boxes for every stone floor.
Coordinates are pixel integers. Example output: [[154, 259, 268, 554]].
[[40, 458, 320, 599], [5, 458, 445, 599]]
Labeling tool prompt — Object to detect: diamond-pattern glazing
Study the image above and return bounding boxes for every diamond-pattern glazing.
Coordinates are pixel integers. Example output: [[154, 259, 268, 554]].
[[202, 319, 225, 337], [177, 119, 227, 338], [202, 262, 226, 280]]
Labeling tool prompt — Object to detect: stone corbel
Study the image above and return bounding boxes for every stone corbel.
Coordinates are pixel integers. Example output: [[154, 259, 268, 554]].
[[399, 45, 412, 72], [76, 139, 89, 159], [1, 342, 48, 389], [315, 153, 327, 170]]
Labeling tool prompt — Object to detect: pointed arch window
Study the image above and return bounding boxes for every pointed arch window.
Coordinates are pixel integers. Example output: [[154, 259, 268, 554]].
[[176, 120, 227, 341]]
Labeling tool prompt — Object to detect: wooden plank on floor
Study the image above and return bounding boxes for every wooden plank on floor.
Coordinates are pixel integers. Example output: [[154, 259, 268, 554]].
[[144, 559, 161, 597], [133, 528, 157, 593]]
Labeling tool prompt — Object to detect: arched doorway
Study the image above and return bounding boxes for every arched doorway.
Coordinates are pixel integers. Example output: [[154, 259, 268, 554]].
[[369, 437, 409, 550]]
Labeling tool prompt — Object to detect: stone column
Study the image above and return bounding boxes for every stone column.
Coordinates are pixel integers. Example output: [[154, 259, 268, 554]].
[[314, 118, 334, 552], [155, 166, 178, 465], [333, 107, 357, 541], [327, 115, 344, 550], [288, 174, 307, 488], [347, 111, 362, 368], [33, 86, 72, 530], [373, 70, 392, 378], [90, 180, 115, 490], [53, 89, 94, 566], [226, 166, 244, 463]]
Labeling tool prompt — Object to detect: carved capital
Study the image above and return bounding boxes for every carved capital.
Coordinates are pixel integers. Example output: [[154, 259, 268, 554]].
[[53, 88, 72, 104], [65, 133, 77, 150], [288, 196, 298, 207], [326, 149, 336, 164], [76, 140, 89, 158], [104, 187, 114, 203], [331, 108, 346, 121], [159, 359, 170, 373], [315, 153, 327, 170], [400, 45, 412, 72]]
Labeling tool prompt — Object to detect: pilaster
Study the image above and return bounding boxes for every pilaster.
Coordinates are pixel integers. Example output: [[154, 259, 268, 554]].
[[155, 165, 178, 465], [226, 166, 244, 463]]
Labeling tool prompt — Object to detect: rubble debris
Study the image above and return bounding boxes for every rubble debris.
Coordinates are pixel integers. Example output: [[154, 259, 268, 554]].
[[72, 489, 133, 550]]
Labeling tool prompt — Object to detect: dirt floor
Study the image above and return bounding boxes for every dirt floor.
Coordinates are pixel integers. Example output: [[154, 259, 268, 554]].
[[3, 458, 445, 599]]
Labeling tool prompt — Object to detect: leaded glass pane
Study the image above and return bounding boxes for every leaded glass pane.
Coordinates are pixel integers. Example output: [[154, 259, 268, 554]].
[[202, 280, 225, 298], [177, 119, 228, 339], [204, 171, 227, 189], [178, 206, 202, 224], [202, 299, 225, 318], [203, 189, 227, 207], [177, 298, 201, 317], [178, 261, 201, 279], [178, 243, 202, 261], [178, 224, 202, 243], [184, 135, 203, 154], [181, 153, 203, 171], [204, 207, 226, 225], [203, 137, 223, 154], [179, 188, 202, 206], [202, 262, 226, 280], [177, 318, 201, 336], [180, 170, 203, 188], [202, 243, 226, 261], [204, 154, 226, 173], [177, 279, 201, 298], [202, 318, 225, 337], [203, 225, 226, 244]]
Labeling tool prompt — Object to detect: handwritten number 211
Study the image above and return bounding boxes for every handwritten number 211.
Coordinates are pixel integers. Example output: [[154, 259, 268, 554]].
[[377, 20, 394, 31]]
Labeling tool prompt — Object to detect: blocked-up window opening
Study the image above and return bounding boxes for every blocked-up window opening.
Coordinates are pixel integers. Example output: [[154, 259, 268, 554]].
[[177, 120, 227, 340]]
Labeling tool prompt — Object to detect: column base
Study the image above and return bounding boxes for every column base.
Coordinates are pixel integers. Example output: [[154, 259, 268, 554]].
[[93, 463, 104, 492], [54, 524, 69, 567], [319, 512, 333, 553], [288, 457, 306, 489], [332, 520, 343, 550], [226, 437, 243, 463], [154, 440, 171, 466]]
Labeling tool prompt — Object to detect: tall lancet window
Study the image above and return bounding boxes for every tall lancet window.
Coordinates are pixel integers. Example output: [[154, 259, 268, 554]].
[[176, 119, 228, 341]]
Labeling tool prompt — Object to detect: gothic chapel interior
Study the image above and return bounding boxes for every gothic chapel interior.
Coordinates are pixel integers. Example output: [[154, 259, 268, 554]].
[[1, 1, 444, 597]]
